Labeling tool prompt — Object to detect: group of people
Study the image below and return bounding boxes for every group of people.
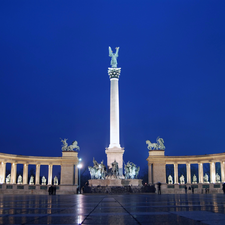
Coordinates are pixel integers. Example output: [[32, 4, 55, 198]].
[[48, 186, 56, 195]]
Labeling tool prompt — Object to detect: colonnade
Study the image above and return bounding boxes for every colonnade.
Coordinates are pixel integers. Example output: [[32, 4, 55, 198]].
[[147, 150, 225, 184], [0, 162, 58, 185], [0, 151, 79, 187], [167, 161, 225, 184]]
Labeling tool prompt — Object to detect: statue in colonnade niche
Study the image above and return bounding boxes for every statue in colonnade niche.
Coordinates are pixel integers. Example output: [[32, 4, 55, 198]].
[[216, 173, 220, 183], [168, 175, 173, 184], [124, 161, 140, 179], [203, 173, 209, 183], [17, 175, 22, 184], [41, 176, 46, 185], [54, 176, 58, 185], [180, 175, 185, 184], [192, 174, 197, 184], [29, 175, 34, 185], [6, 174, 11, 184], [146, 137, 165, 150], [60, 138, 80, 151]]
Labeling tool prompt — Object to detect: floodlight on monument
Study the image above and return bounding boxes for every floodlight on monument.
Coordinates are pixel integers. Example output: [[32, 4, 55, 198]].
[[79, 158, 82, 162]]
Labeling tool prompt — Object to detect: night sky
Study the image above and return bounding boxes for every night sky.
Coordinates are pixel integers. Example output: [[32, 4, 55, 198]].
[[1, 1, 225, 174]]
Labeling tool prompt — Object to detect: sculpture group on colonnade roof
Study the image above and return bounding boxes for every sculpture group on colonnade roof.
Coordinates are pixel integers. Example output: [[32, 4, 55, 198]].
[[88, 158, 140, 180], [60, 138, 80, 151], [146, 137, 165, 150]]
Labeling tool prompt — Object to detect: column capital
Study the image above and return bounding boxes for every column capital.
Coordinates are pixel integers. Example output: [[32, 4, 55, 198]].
[[108, 68, 121, 79]]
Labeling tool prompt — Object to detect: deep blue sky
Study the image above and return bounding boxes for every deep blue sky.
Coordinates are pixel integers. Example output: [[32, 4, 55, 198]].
[[0, 1, 225, 172]]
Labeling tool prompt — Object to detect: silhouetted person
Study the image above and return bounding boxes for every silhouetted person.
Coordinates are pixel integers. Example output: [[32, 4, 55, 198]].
[[191, 186, 194, 194], [185, 185, 187, 194], [48, 186, 53, 195], [223, 183, 225, 194], [157, 182, 161, 195]]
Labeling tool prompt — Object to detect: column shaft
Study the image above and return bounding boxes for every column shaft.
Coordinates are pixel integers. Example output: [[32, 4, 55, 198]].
[[198, 163, 203, 183], [75, 165, 78, 185], [109, 78, 120, 148], [186, 163, 191, 183], [36, 164, 40, 185], [174, 163, 178, 184], [210, 162, 215, 183], [0, 162, 6, 183], [221, 162, 225, 183], [48, 165, 53, 185], [148, 164, 152, 184], [10, 163, 17, 184], [23, 164, 28, 184]]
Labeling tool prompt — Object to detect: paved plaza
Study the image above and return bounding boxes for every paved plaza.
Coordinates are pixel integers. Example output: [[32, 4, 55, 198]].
[[0, 194, 225, 224]]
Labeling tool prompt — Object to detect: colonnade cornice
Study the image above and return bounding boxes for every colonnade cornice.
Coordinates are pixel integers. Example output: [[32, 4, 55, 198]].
[[0, 152, 78, 165]]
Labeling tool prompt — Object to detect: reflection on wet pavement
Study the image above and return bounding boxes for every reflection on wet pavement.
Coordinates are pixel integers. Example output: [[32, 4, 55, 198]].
[[0, 194, 225, 224]]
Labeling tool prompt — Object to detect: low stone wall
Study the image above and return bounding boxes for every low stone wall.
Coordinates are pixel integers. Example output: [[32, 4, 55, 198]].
[[159, 183, 223, 194], [0, 184, 78, 195]]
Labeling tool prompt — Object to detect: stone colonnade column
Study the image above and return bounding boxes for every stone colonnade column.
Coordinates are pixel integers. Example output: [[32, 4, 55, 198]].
[[221, 161, 225, 183], [75, 165, 78, 185], [148, 163, 152, 184], [23, 164, 28, 184], [10, 163, 17, 184], [186, 163, 191, 183], [0, 162, 6, 183], [198, 163, 203, 183], [174, 163, 178, 184], [210, 162, 215, 183], [48, 165, 53, 185], [36, 164, 40, 185]]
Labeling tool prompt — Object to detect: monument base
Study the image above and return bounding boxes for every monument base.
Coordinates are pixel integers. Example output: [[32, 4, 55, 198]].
[[105, 147, 125, 175], [88, 179, 142, 187]]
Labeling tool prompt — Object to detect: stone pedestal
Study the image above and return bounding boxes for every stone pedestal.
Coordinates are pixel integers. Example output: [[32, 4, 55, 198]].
[[61, 151, 78, 185], [105, 147, 124, 175], [89, 178, 142, 187]]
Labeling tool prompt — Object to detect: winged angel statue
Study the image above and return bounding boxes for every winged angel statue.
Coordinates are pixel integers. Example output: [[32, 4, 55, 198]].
[[60, 138, 80, 151], [146, 137, 165, 150], [109, 46, 119, 68]]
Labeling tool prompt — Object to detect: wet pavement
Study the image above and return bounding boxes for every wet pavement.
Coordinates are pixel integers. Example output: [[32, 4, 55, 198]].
[[0, 194, 225, 224]]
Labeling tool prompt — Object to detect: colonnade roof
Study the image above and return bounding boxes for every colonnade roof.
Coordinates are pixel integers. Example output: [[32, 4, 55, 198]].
[[0, 152, 78, 165], [147, 151, 225, 164]]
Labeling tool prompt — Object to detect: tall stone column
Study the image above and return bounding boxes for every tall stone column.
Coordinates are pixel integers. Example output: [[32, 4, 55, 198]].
[[174, 163, 178, 184], [148, 163, 152, 184], [10, 163, 17, 184], [186, 163, 191, 183], [221, 161, 225, 183], [105, 67, 124, 175], [198, 163, 203, 183], [36, 164, 40, 185], [75, 165, 78, 185], [48, 164, 53, 185], [0, 162, 6, 183], [23, 164, 28, 184], [210, 162, 215, 183]]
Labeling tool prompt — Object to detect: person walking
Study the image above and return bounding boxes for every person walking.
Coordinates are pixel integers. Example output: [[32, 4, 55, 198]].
[[157, 182, 161, 195]]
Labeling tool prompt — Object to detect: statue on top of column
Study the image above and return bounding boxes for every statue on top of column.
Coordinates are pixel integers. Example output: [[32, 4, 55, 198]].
[[109, 46, 119, 68]]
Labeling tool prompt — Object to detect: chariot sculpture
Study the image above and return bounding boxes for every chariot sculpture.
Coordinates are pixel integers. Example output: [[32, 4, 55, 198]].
[[61, 138, 80, 151], [146, 137, 165, 150]]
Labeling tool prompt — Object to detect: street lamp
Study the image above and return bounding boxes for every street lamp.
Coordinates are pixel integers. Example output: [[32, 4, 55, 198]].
[[77, 158, 82, 194]]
